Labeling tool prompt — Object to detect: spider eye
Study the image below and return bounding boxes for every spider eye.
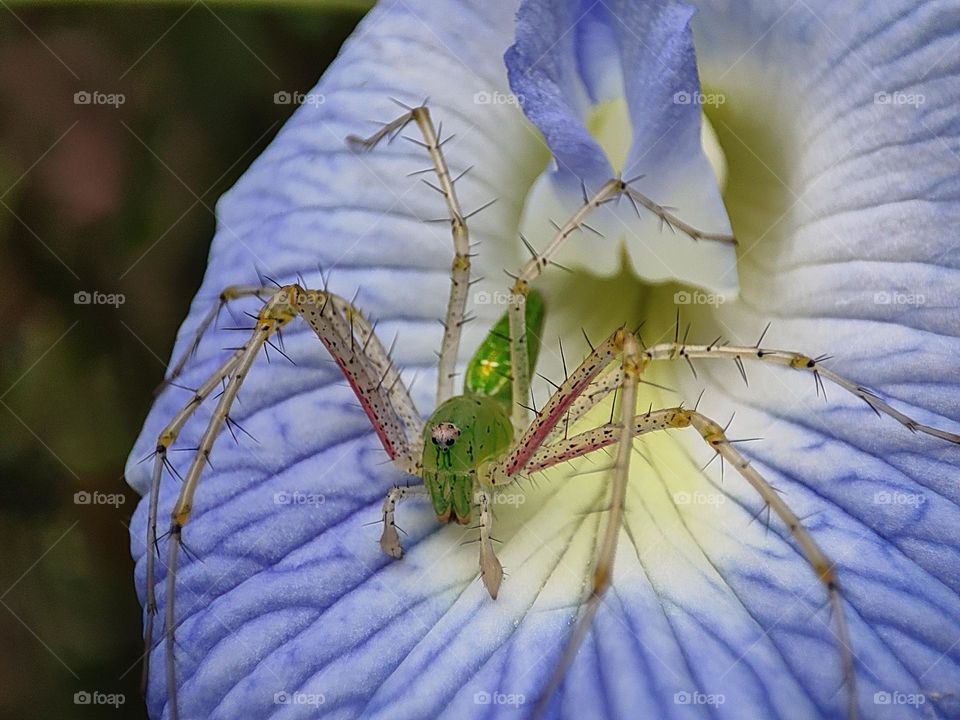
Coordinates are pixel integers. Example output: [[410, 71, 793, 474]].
[[430, 422, 461, 449]]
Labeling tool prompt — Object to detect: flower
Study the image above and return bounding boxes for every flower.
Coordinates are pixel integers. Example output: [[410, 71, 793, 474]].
[[127, 1, 960, 718]]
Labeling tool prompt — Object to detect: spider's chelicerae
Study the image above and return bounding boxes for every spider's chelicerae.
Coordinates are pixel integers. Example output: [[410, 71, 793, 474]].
[[142, 103, 960, 720]]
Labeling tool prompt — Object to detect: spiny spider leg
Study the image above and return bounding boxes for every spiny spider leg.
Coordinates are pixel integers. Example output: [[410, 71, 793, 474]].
[[506, 177, 736, 430], [162, 292, 289, 720], [544, 365, 623, 445], [475, 329, 634, 599], [478, 325, 858, 719], [379, 484, 429, 558], [492, 329, 628, 480], [324, 293, 423, 449], [158, 285, 276, 393], [524, 330, 644, 719], [154, 285, 424, 720], [348, 104, 472, 407], [475, 487, 504, 598], [294, 288, 422, 470], [644, 341, 960, 444], [142, 348, 245, 695], [525, 402, 858, 719], [491, 328, 858, 719], [525, 405, 688, 474], [144, 283, 310, 691], [687, 410, 857, 720]]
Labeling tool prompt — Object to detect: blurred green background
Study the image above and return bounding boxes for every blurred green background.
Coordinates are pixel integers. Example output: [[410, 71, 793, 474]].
[[0, 3, 371, 717]]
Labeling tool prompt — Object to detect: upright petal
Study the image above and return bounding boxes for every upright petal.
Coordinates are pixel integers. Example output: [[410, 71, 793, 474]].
[[506, 0, 738, 294]]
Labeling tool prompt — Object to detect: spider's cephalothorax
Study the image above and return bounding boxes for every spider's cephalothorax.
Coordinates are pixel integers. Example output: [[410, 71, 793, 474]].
[[422, 289, 544, 524], [422, 396, 511, 523]]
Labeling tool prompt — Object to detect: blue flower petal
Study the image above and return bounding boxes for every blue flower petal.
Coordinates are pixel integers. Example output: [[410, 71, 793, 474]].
[[506, 0, 613, 187], [506, 0, 738, 294], [127, 1, 960, 719]]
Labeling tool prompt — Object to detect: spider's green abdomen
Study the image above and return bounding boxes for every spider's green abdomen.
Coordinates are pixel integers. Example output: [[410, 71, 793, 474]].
[[464, 289, 545, 408], [422, 394, 513, 523]]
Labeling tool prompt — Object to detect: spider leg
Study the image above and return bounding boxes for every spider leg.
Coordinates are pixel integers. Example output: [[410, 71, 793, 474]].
[[294, 288, 423, 470], [141, 285, 276, 660], [524, 405, 685, 474], [142, 349, 244, 696], [152, 284, 424, 720], [474, 327, 636, 599], [321, 293, 423, 450], [527, 330, 644, 718], [526, 407, 859, 720], [157, 285, 275, 394], [349, 104, 472, 406], [488, 327, 633, 484], [645, 340, 960, 444], [544, 365, 623, 444], [683, 409, 858, 720], [505, 179, 735, 430], [481, 326, 860, 718], [379, 483, 429, 559], [161, 289, 292, 720], [473, 488, 504, 598]]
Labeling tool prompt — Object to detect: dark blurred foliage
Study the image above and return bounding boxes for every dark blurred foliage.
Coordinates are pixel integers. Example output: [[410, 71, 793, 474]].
[[0, 4, 367, 717]]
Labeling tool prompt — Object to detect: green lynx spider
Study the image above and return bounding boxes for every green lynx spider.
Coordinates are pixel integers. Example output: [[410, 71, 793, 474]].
[[142, 103, 960, 720]]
